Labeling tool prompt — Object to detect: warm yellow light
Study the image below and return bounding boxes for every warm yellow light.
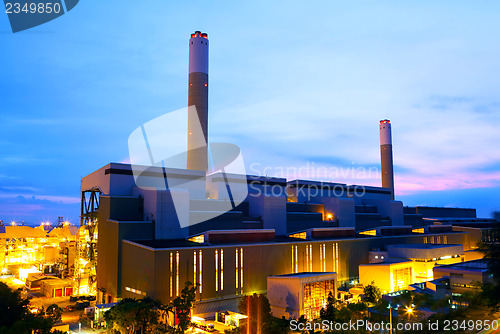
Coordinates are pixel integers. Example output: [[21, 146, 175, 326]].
[[326, 214, 333, 220], [406, 307, 413, 314]]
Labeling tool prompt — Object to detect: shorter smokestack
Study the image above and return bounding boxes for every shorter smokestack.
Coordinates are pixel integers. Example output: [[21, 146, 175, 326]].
[[379, 119, 395, 200], [187, 31, 209, 172]]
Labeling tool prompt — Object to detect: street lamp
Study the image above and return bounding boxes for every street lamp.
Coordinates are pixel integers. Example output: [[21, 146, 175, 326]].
[[387, 303, 399, 334]]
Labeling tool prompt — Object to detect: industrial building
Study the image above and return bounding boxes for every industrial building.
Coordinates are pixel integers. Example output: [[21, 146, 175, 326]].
[[76, 31, 496, 320], [359, 243, 466, 293], [0, 221, 77, 281], [433, 259, 494, 294], [359, 259, 414, 294], [81, 161, 476, 309]]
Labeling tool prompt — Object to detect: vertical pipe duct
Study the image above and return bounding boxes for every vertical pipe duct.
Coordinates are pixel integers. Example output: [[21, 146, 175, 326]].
[[380, 119, 395, 200], [187, 31, 209, 171]]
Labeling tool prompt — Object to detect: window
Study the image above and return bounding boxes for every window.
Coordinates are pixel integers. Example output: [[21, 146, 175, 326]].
[[215, 250, 219, 292], [333, 243, 339, 273], [319, 244, 326, 272], [292, 245, 298, 273], [303, 280, 335, 320], [221, 249, 224, 291], [392, 267, 412, 292], [236, 249, 239, 290], [240, 248, 243, 290], [199, 251, 203, 293], [295, 246, 298, 273], [176, 252, 179, 296], [170, 252, 173, 298], [194, 251, 197, 286]]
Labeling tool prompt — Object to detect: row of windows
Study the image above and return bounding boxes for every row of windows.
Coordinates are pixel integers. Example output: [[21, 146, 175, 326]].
[[451, 283, 477, 289], [291, 243, 339, 273], [423, 235, 448, 244], [169, 248, 244, 297], [125, 286, 146, 296]]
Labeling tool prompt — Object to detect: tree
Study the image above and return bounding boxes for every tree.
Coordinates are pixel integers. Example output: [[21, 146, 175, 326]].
[[430, 296, 451, 314], [46, 304, 62, 323], [363, 281, 381, 304], [267, 316, 290, 334], [172, 281, 198, 334], [104, 282, 197, 334], [0, 282, 61, 334], [104, 297, 166, 334], [336, 306, 352, 323], [238, 293, 273, 334], [346, 301, 368, 321], [320, 292, 336, 321], [479, 225, 500, 310]]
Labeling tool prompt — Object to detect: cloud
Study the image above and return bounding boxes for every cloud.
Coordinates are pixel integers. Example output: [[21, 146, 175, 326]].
[[0, 195, 79, 224]]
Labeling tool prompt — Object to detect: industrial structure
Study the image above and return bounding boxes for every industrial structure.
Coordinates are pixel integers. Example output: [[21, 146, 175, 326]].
[[187, 31, 209, 172], [0, 220, 77, 285], [75, 188, 100, 295], [379, 119, 395, 200], [74, 31, 499, 320]]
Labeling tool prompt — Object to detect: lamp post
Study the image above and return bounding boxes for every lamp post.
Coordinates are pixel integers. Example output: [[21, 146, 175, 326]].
[[387, 303, 399, 334]]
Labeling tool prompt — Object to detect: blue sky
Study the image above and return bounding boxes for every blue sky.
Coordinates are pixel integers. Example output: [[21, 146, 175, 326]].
[[1, 1, 499, 223]]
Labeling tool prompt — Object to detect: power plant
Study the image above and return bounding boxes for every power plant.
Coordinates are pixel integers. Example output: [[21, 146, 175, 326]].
[[380, 119, 395, 200], [72, 32, 498, 322]]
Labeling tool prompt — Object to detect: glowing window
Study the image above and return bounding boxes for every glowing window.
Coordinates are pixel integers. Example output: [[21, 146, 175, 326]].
[[194, 251, 197, 286], [221, 249, 224, 291], [235, 249, 239, 290], [169, 252, 173, 298], [215, 250, 219, 292], [240, 248, 244, 290], [176, 252, 179, 296], [199, 251, 203, 293]]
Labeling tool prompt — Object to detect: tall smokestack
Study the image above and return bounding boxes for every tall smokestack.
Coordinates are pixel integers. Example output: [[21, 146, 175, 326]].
[[379, 119, 395, 200], [187, 31, 209, 172]]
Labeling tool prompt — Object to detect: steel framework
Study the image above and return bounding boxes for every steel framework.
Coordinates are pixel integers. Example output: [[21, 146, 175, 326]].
[[75, 187, 100, 295]]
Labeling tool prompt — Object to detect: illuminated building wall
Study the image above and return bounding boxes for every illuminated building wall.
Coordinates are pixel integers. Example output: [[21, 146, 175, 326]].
[[359, 260, 415, 294], [117, 231, 466, 313], [387, 243, 465, 283]]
